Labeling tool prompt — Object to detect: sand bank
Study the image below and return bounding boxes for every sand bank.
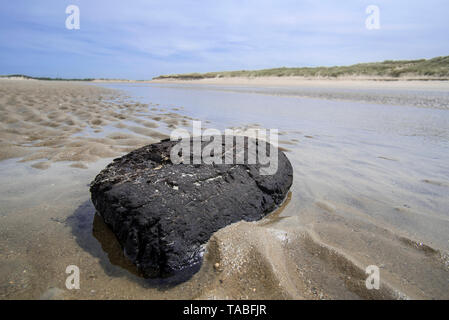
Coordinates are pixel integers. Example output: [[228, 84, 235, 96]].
[[151, 77, 449, 110], [151, 76, 449, 90]]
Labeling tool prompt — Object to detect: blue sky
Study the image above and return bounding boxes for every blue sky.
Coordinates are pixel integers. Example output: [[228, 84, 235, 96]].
[[1, 0, 448, 79]]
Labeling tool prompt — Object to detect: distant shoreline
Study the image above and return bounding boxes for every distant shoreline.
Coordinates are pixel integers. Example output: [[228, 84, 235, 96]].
[[149, 76, 449, 87], [153, 55, 449, 81], [151, 75, 449, 82], [2, 55, 448, 83], [2, 77, 449, 93], [2, 76, 448, 84]]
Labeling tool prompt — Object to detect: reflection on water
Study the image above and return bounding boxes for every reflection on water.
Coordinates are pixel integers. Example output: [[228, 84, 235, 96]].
[[66, 200, 142, 279], [101, 83, 449, 147], [100, 83, 449, 248], [67, 201, 202, 288]]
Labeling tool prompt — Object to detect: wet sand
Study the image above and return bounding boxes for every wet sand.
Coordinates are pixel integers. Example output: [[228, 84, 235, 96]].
[[0, 80, 197, 169], [151, 76, 449, 89], [1, 79, 449, 299], [151, 77, 449, 110]]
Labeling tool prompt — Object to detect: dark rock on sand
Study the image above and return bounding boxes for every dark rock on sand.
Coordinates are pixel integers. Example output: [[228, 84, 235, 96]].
[[90, 136, 293, 279]]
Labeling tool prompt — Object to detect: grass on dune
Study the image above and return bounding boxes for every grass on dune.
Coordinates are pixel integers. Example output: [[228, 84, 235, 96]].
[[153, 55, 449, 80]]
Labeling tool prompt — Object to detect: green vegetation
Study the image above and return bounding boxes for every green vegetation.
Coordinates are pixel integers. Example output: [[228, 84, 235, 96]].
[[3, 56, 448, 81], [153, 55, 449, 80]]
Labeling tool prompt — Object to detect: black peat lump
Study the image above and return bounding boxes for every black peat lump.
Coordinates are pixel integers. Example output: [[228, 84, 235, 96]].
[[90, 136, 293, 279]]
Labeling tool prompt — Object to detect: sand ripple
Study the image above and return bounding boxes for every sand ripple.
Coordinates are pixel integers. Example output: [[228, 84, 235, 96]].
[[0, 80, 193, 169]]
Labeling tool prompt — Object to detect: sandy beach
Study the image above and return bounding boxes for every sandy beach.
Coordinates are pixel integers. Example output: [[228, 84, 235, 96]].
[[151, 76, 449, 90], [3, 0, 449, 310], [1, 79, 449, 299], [150, 77, 449, 110]]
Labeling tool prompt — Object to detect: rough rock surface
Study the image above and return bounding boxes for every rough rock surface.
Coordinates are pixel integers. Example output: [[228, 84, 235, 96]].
[[90, 136, 293, 279]]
